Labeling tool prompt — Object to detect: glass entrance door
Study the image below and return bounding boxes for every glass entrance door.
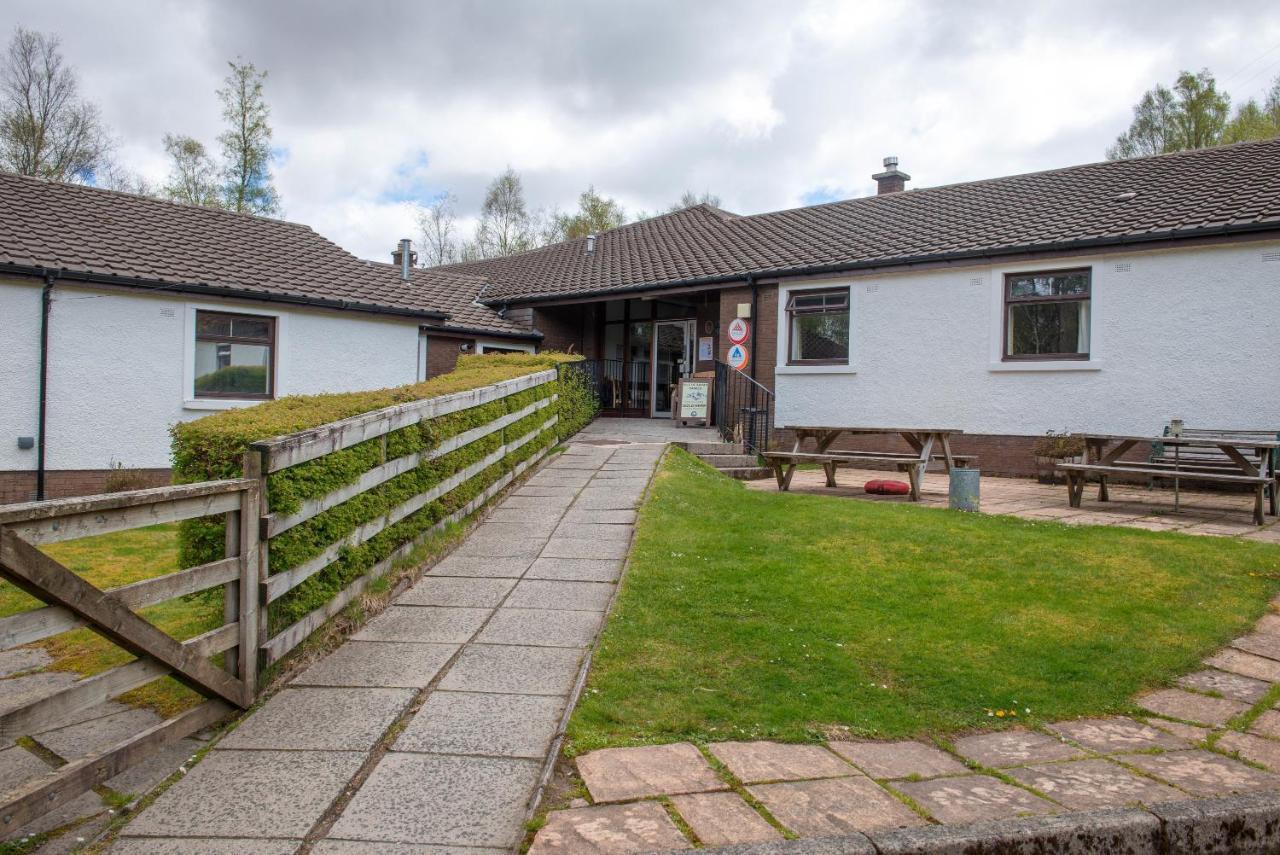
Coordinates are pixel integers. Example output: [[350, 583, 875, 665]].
[[651, 320, 695, 417]]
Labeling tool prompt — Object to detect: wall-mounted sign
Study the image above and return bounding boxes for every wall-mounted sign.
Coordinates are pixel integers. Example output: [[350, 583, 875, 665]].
[[727, 343, 749, 371], [674, 378, 711, 426], [727, 318, 750, 345], [698, 336, 714, 362]]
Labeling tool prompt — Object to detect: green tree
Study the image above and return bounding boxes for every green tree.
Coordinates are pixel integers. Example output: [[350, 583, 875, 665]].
[[1107, 69, 1230, 159], [554, 185, 627, 240], [217, 60, 280, 215], [1223, 75, 1280, 144], [0, 26, 112, 182], [161, 133, 222, 207]]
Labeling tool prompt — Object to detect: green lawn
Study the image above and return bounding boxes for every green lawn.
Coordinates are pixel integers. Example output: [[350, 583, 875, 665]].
[[567, 449, 1280, 753], [1, 523, 219, 717]]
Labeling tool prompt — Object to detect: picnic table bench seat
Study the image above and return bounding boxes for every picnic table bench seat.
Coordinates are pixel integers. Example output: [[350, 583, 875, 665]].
[[1057, 461, 1276, 524], [764, 427, 966, 500]]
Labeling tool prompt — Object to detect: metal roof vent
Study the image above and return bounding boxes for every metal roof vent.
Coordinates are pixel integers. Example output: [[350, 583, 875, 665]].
[[392, 238, 416, 281], [1113, 191, 1138, 202], [585, 234, 597, 255]]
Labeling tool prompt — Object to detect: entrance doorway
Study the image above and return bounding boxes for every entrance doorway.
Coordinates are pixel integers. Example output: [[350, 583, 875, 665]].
[[651, 320, 696, 417]]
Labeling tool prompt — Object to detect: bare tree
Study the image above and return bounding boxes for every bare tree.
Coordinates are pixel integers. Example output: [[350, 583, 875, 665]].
[[416, 192, 459, 266], [95, 161, 154, 196], [0, 26, 112, 182], [472, 167, 535, 258], [162, 133, 222, 207], [670, 189, 721, 211], [218, 59, 280, 215]]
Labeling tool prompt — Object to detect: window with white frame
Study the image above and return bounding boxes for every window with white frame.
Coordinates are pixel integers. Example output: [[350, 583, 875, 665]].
[[786, 287, 850, 364], [1003, 268, 1090, 360]]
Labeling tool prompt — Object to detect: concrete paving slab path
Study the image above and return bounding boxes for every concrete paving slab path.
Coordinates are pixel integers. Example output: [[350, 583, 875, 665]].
[[112, 424, 692, 853]]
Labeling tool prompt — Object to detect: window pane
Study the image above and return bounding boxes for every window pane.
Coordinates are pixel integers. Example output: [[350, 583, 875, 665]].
[[231, 317, 272, 339], [626, 299, 652, 320], [196, 313, 232, 338], [195, 341, 270, 395], [1008, 271, 1089, 299], [604, 301, 625, 322], [791, 311, 849, 361], [1007, 301, 1088, 356]]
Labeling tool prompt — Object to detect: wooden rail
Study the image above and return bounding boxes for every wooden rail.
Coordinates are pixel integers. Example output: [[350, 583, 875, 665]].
[[0, 366, 564, 835], [0, 478, 259, 834]]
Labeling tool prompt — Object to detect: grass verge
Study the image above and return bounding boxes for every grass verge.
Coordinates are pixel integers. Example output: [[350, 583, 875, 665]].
[[0, 522, 217, 717], [567, 449, 1280, 751]]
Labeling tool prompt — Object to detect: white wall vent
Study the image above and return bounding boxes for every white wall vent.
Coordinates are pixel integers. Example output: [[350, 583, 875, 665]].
[[865, 284, 880, 293], [1263, 249, 1280, 262], [969, 276, 982, 286], [159, 307, 176, 318], [1113, 262, 1131, 273]]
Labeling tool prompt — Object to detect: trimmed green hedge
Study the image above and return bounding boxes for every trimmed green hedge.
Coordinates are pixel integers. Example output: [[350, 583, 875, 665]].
[[171, 352, 596, 635]]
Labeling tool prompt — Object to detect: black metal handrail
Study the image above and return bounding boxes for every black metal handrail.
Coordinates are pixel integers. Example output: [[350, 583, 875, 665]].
[[713, 361, 773, 454]]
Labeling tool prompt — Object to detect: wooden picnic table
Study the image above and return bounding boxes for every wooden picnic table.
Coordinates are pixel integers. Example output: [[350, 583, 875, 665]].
[[764, 426, 966, 501], [1058, 433, 1280, 524]]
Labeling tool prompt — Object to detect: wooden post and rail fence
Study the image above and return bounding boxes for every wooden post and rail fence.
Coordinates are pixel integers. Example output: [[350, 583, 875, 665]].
[[0, 368, 561, 834]]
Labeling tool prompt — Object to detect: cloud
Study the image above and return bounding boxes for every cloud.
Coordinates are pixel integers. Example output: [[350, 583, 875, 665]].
[[4, 0, 1279, 259]]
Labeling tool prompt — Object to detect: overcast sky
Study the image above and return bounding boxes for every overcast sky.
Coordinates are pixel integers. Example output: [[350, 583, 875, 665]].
[[6, 1, 1280, 261]]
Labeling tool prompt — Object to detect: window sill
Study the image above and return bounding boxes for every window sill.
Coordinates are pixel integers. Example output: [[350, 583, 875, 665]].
[[184, 398, 272, 411], [988, 360, 1101, 373], [776, 363, 857, 375]]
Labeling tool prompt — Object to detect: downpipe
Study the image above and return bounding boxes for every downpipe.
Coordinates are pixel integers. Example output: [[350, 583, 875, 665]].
[[36, 270, 56, 501]]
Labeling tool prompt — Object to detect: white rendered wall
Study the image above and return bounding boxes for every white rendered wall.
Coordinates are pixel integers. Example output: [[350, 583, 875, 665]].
[[0, 281, 422, 471], [774, 240, 1280, 436]]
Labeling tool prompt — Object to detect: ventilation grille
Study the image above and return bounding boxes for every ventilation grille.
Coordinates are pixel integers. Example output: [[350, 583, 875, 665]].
[[970, 276, 983, 286], [1113, 262, 1132, 273], [1263, 250, 1280, 262], [865, 284, 880, 293], [159, 307, 176, 318]]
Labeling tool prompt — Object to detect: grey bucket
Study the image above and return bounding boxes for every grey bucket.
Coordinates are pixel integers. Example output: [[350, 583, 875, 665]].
[[949, 468, 980, 512]]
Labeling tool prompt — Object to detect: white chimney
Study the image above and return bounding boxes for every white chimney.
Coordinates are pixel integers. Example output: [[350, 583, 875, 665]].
[[586, 234, 597, 255]]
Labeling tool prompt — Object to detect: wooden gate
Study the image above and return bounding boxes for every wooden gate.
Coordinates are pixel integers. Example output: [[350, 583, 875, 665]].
[[0, 479, 259, 833]]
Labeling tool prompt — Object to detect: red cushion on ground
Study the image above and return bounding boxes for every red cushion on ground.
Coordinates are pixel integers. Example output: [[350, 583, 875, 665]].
[[864, 479, 911, 495]]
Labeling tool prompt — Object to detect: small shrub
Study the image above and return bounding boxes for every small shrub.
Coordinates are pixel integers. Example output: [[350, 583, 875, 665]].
[[103, 459, 156, 493], [1032, 430, 1085, 460]]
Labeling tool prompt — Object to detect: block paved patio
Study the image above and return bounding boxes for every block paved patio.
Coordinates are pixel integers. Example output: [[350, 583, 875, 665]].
[[108, 420, 717, 853], [531, 592, 1280, 852], [745, 466, 1280, 541]]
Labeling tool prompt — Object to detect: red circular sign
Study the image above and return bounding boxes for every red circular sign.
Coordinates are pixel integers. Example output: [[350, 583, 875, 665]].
[[727, 318, 751, 345]]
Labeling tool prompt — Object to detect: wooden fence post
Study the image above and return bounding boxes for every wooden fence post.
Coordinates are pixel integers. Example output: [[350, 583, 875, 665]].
[[240, 449, 266, 702], [222, 508, 241, 679]]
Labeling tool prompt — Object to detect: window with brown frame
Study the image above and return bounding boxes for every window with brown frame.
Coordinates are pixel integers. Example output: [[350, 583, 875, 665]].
[[1003, 268, 1091, 360], [193, 310, 275, 399], [786, 287, 850, 364]]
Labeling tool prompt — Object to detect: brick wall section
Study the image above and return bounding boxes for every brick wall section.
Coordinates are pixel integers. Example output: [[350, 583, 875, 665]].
[[0, 468, 171, 503], [426, 334, 476, 378], [718, 282, 778, 394], [694, 297, 720, 373], [531, 305, 587, 353]]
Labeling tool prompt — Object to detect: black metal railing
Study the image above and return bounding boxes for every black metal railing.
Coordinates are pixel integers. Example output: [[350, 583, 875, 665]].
[[713, 361, 774, 454], [576, 358, 651, 414]]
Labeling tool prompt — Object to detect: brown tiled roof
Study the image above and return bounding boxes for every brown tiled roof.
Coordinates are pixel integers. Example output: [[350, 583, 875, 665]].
[[0, 171, 449, 320], [451, 139, 1280, 304], [361, 261, 540, 339]]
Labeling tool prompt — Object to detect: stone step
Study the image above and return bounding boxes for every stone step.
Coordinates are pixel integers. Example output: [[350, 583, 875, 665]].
[[698, 454, 759, 468], [717, 467, 773, 481], [680, 441, 742, 455]]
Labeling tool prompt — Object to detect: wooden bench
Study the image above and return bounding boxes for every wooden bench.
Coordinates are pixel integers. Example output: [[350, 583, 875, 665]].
[[1151, 428, 1280, 476], [1058, 462, 1275, 525], [762, 450, 975, 500]]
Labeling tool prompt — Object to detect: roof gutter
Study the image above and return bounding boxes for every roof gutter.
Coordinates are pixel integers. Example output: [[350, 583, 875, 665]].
[[0, 264, 450, 321], [481, 220, 1280, 307]]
